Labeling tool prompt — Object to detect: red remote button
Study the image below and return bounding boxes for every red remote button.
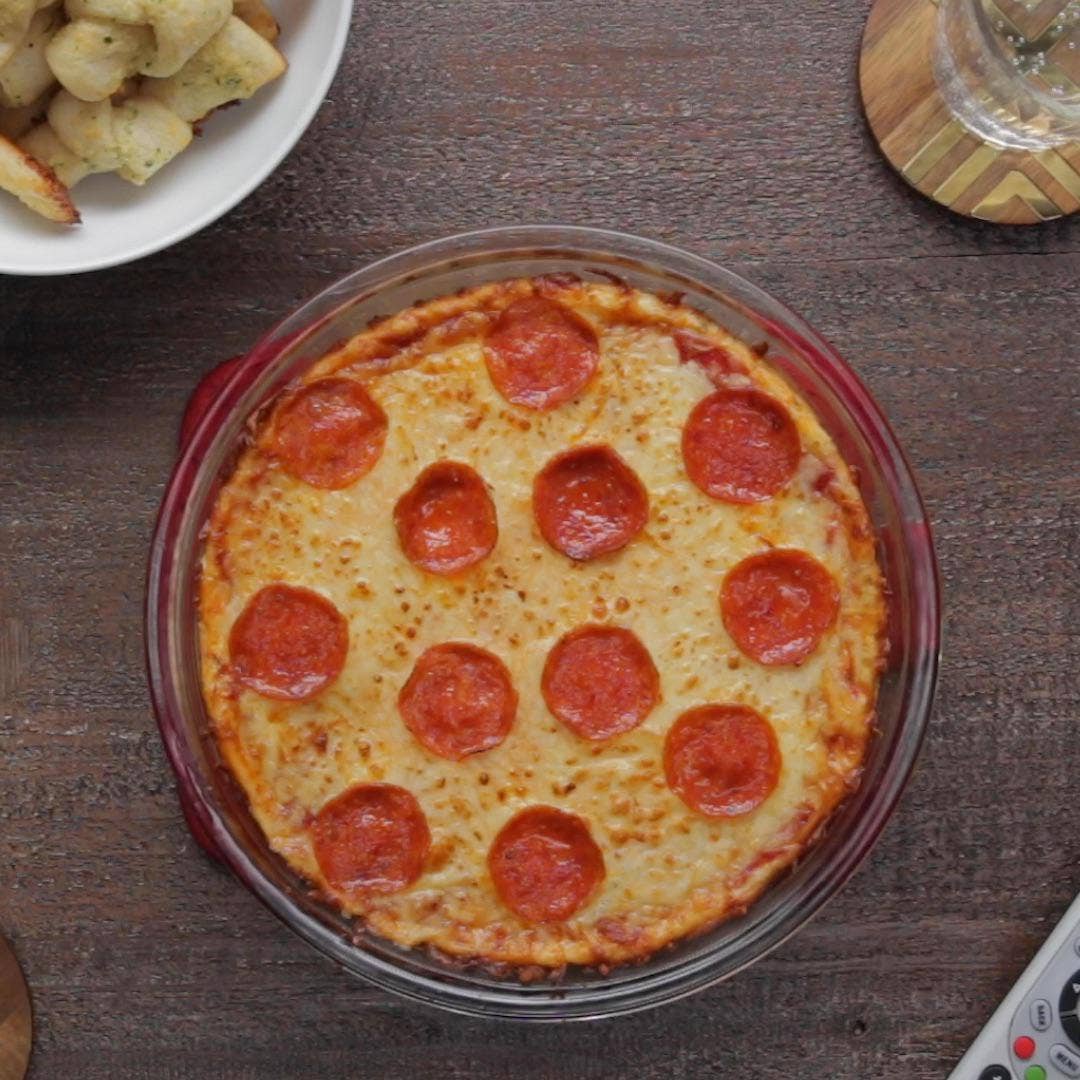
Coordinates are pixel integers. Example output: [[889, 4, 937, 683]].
[[1014, 1035, 1036, 1060]]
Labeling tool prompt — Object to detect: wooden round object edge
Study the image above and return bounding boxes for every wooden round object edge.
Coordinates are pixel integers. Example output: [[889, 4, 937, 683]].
[[858, 0, 1080, 223], [0, 937, 32, 1080]]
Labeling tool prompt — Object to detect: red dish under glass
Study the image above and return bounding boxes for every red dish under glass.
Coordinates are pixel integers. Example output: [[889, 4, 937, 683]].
[[146, 226, 940, 1020]]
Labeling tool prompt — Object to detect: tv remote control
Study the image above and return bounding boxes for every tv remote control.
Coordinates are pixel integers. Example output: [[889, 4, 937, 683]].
[[949, 893, 1080, 1080]]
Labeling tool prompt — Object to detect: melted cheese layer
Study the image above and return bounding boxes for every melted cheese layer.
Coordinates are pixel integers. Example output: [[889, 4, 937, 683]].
[[199, 278, 886, 968]]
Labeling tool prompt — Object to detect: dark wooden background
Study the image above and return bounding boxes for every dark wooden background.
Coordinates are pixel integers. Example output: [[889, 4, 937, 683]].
[[1, 1, 1077, 1076]]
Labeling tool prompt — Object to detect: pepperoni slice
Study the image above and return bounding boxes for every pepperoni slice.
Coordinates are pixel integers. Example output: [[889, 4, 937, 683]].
[[229, 584, 348, 700], [270, 377, 387, 489], [682, 388, 800, 503], [485, 297, 599, 410], [488, 806, 605, 923], [311, 783, 430, 897], [394, 461, 498, 575], [542, 625, 660, 740], [533, 444, 648, 561], [398, 643, 517, 760], [673, 329, 744, 382], [721, 549, 840, 666], [664, 704, 781, 818]]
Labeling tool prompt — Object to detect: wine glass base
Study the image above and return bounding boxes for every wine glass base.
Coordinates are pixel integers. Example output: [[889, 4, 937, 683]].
[[859, 0, 1080, 223]]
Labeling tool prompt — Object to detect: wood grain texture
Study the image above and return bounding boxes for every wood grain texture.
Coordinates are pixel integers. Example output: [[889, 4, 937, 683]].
[[0, 937, 31, 1080], [0, 1, 1078, 1077]]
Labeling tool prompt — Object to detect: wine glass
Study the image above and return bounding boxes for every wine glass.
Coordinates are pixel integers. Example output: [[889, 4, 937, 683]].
[[934, 0, 1080, 149]]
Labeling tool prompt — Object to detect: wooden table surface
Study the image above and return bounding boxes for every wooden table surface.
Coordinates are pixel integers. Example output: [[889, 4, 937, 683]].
[[1, 1, 1078, 1077]]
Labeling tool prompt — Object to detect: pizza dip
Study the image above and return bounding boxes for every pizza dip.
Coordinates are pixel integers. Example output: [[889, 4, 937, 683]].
[[198, 275, 886, 969]]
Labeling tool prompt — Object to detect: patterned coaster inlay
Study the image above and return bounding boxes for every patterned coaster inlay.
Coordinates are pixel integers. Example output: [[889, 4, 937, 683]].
[[859, 0, 1080, 222]]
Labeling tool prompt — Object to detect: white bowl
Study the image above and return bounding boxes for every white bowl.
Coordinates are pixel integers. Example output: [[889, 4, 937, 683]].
[[0, 0, 352, 276]]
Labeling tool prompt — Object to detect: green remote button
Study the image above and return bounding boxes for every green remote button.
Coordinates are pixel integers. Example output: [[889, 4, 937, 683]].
[[1025, 1066, 1047, 1080]]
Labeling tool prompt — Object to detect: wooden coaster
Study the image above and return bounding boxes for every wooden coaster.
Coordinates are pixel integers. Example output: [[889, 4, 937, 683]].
[[0, 937, 31, 1080], [859, 0, 1080, 222]]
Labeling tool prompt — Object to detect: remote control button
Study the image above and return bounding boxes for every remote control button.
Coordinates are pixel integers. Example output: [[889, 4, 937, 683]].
[[1015, 1036, 1037, 1060], [1026, 1067, 1047, 1080], [1062, 1013, 1080, 1048], [1033, 1000, 1054, 1033], [1060, 973, 1080, 1017], [1050, 1043, 1080, 1077], [979, 1067, 1012, 1080]]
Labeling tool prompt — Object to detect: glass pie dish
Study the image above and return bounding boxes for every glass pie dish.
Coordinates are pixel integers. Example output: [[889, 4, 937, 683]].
[[145, 225, 940, 1020]]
